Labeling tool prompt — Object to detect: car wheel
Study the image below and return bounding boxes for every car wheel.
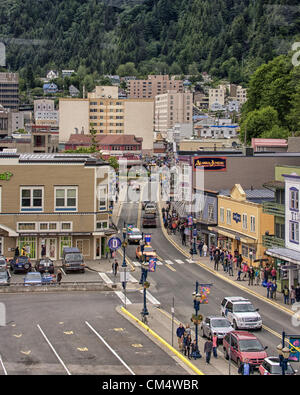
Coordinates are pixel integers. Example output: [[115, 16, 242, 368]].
[[224, 348, 229, 360]]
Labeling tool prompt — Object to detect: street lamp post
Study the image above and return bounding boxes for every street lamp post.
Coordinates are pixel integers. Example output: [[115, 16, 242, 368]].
[[191, 281, 202, 359], [277, 332, 290, 375], [121, 227, 127, 290]]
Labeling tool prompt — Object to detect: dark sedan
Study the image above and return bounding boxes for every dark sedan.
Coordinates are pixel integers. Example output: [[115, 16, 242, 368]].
[[10, 256, 31, 274], [35, 258, 54, 274]]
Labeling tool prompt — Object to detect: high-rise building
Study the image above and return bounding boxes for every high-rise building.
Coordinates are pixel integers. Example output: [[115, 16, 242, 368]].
[[154, 91, 193, 135], [0, 72, 19, 110], [127, 75, 183, 99]]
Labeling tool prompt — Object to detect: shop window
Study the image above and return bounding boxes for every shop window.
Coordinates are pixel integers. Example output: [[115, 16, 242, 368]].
[[220, 207, 224, 223], [60, 236, 72, 258], [242, 244, 248, 258], [242, 214, 247, 230], [96, 221, 108, 230], [226, 209, 231, 225], [21, 187, 43, 211], [76, 239, 90, 256], [250, 216, 256, 233], [18, 237, 37, 259], [55, 187, 77, 211]]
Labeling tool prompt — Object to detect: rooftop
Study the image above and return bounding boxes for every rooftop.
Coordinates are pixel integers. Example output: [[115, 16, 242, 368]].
[[0, 152, 108, 165]]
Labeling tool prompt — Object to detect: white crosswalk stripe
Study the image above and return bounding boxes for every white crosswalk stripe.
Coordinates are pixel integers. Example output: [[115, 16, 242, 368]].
[[132, 261, 141, 267], [128, 274, 138, 283], [156, 261, 163, 265], [185, 259, 194, 263], [114, 291, 132, 305], [139, 290, 160, 305], [175, 259, 184, 264], [165, 260, 174, 265], [98, 272, 113, 284]]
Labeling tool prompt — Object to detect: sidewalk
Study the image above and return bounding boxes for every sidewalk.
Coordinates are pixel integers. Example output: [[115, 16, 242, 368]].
[[158, 204, 294, 316]]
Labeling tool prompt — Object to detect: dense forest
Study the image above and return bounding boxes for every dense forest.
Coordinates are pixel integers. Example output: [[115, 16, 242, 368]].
[[0, 0, 299, 84]]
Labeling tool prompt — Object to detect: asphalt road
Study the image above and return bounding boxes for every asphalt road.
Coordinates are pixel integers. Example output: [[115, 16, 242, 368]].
[[0, 292, 190, 375], [119, 198, 300, 364]]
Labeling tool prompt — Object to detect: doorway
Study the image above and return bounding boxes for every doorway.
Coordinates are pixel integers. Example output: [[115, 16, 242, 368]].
[[40, 238, 57, 260]]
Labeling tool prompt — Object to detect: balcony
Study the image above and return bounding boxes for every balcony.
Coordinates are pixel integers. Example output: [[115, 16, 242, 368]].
[[262, 234, 285, 248], [262, 201, 285, 218]]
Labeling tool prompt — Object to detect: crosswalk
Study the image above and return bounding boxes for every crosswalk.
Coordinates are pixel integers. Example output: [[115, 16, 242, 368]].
[[97, 257, 194, 307]]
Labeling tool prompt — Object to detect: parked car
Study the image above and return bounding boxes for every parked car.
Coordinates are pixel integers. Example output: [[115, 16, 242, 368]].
[[259, 357, 297, 375], [0, 256, 7, 271], [127, 227, 143, 244], [35, 258, 54, 274], [223, 331, 268, 369], [136, 245, 157, 261], [200, 316, 233, 343], [24, 272, 43, 286], [144, 203, 156, 214], [10, 256, 31, 274], [142, 201, 150, 210], [62, 247, 85, 273], [142, 213, 157, 228], [0, 270, 10, 286], [221, 296, 262, 330]]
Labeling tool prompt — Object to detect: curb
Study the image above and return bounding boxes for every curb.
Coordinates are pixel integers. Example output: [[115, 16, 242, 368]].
[[120, 306, 204, 376]]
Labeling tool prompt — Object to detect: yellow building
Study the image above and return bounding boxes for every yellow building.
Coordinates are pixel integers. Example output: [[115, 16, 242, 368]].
[[209, 184, 274, 266]]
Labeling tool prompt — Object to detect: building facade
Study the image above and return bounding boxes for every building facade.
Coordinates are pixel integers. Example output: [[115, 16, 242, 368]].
[[127, 75, 183, 99], [0, 153, 114, 260], [0, 72, 19, 110], [154, 91, 193, 135], [209, 184, 274, 267]]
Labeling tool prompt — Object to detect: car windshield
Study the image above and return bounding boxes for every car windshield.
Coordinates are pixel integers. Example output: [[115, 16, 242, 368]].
[[271, 364, 294, 374], [211, 319, 231, 328], [131, 231, 141, 235], [233, 303, 256, 313], [18, 257, 29, 262], [40, 260, 52, 265], [26, 273, 41, 280], [239, 339, 264, 352], [65, 253, 82, 261]]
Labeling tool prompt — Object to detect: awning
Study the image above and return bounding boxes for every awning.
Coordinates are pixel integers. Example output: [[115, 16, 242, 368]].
[[208, 226, 258, 244], [0, 224, 18, 237], [265, 247, 300, 266]]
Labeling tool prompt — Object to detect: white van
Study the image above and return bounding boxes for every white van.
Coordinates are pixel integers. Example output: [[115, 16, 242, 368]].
[[221, 296, 262, 330]]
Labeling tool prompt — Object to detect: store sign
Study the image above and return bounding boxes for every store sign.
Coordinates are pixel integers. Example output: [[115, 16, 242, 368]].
[[193, 157, 226, 171], [233, 212, 241, 223], [0, 171, 13, 181]]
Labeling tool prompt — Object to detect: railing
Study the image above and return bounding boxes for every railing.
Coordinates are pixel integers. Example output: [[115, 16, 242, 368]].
[[262, 201, 285, 217], [262, 234, 285, 248]]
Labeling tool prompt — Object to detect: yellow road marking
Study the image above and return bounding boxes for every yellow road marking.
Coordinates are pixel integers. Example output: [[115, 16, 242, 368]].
[[20, 350, 31, 355], [13, 334, 22, 338], [77, 347, 88, 352], [165, 264, 176, 272], [132, 344, 143, 348], [114, 328, 124, 332], [63, 331, 74, 335]]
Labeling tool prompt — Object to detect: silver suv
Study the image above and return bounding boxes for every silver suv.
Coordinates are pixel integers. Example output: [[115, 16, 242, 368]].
[[221, 296, 262, 330]]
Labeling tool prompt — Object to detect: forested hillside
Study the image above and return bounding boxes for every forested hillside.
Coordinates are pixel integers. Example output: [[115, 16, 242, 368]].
[[0, 0, 299, 83]]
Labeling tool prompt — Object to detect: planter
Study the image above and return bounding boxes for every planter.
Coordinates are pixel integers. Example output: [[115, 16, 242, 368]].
[[191, 314, 203, 325], [143, 281, 150, 289]]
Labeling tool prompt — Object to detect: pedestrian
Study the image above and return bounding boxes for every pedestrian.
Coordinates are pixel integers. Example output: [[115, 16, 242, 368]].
[[228, 259, 234, 276], [185, 323, 191, 336], [283, 285, 290, 305], [248, 267, 255, 286], [212, 333, 218, 358], [41, 244, 46, 258], [182, 231, 186, 246], [238, 358, 253, 375], [255, 268, 260, 286], [191, 339, 200, 360], [14, 246, 20, 258], [204, 338, 213, 364], [237, 254, 243, 269], [56, 269, 62, 285], [236, 267, 242, 281], [214, 249, 220, 271], [242, 262, 248, 281], [112, 259, 119, 277], [271, 267, 277, 282], [291, 286, 296, 305], [183, 334, 192, 359], [271, 280, 277, 300], [203, 243, 208, 257], [110, 247, 114, 258], [266, 280, 272, 298], [176, 323, 185, 352], [198, 240, 204, 257], [105, 245, 110, 259], [295, 284, 300, 303], [21, 246, 27, 256]]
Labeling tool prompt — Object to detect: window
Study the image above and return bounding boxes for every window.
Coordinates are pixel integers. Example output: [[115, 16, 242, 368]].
[[17, 223, 37, 231], [220, 208, 224, 223], [242, 244, 248, 258], [96, 221, 108, 230], [21, 187, 43, 211], [242, 214, 247, 230], [55, 187, 77, 211], [290, 188, 299, 211], [38, 222, 58, 231], [98, 185, 107, 211], [226, 209, 231, 225], [61, 222, 72, 231], [290, 221, 299, 244], [18, 237, 37, 259], [208, 204, 214, 222], [250, 216, 256, 233], [60, 236, 72, 258]]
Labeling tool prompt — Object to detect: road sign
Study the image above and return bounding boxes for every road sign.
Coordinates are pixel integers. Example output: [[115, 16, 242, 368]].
[[108, 237, 122, 250], [144, 234, 152, 244]]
